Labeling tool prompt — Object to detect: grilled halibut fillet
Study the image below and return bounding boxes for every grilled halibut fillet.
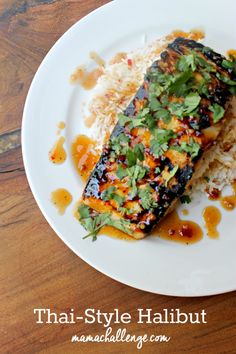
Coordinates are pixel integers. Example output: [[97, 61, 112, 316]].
[[78, 37, 236, 240]]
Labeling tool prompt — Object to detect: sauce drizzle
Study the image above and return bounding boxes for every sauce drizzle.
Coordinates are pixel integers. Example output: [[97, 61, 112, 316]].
[[153, 211, 203, 244], [220, 181, 236, 211], [51, 188, 72, 215], [70, 65, 103, 89], [227, 49, 236, 59], [72, 135, 99, 182], [49, 136, 67, 164], [207, 181, 236, 211], [203, 206, 221, 238], [89, 51, 105, 67]]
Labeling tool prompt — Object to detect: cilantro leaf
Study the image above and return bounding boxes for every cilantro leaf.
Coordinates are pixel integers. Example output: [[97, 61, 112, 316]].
[[101, 186, 125, 207], [78, 204, 90, 219], [222, 57, 236, 74], [116, 165, 128, 180], [127, 165, 147, 199], [118, 113, 131, 126], [154, 166, 161, 174], [138, 186, 157, 210], [155, 108, 172, 124], [126, 165, 147, 183], [134, 143, 145, 161], [78, 207, 132, 240], [101, 186, 116, 201], [180, 195, 191, 204], [149, 97, 161, 111], [164, 165, 178, 187], [110, 133, 129, 155], [150, 140, 168, 158], [79, 210, 111, 241], [209, 103, 225, 123], [169, 102, 185, 117], [153, 128, 176, 143], [176, 54, 196, 72], [216, 72, 236, 86], [180, 139, 200, 158], [126, 148, 138, 167], [168, 70, 192, 95], [184, 93, 201, 114], [113, 194, 125, 207]]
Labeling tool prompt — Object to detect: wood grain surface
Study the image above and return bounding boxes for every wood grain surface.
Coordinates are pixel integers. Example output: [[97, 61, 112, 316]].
[[0, 1, 235, 353]]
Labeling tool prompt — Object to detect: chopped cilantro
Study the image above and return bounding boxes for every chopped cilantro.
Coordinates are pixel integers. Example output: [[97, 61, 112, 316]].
[[148, 82, 163, 100], [154, 166, 161, 174], [176, 54, 196, 72], [138, 186, 157, 210], [127, 165, 147, 199], [116, 165, 128, 180], [180, 195, 191, 204], [150, 129, 176, 159], [149, 97, 161, 111], [150, 140, 168, 158], [101, 186, 117, 201], [113, 194, 125, 207], [216, 72, 236, 86], [126, 148, 137, 167], [168, 70, 192, 95], [155, 108, 172, 124], [101, 186, 124, 207], [118, 113, 131, 126], [110, 133, 129, 155], [195, 55, 215, 72], [209, 103, 225, 123], [153, 128, 176, 143], [184, 93, 201, 114], [164, 165, 178, 187], [78, 210, 111, 241], [127, 165, 147, 181], [222, 57, 236, 74], [78, 204, 90, 219], [119, 204, 141, 216], [134, 143, 145, 161], [78, 206, 132, 241], [180, 139, 200, 158], [169, 102, 185, 117]]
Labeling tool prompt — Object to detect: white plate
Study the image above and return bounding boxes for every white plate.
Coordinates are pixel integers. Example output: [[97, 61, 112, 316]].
[[22, 0, 236, 296]]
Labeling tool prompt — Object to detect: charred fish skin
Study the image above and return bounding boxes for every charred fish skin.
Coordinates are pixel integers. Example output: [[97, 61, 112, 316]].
[[79, 37, 236, 239]]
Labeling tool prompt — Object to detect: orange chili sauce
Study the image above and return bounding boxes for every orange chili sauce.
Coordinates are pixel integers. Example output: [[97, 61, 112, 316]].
[[109, 52, 127, 65], [70, 65, 103, 89], [207, 181, 236, 211], [182, 209, 189, 216], [100, 226, 134, 241], [227, 49, 236, 59], [202, 206, 221, 238], [49, 136, 67, 164], [89, 51, 105, 67], [153, 211, 203, 244], [71, 135, 99, 182], [166, 29, 205, 42], [51, 188, 72, 215]]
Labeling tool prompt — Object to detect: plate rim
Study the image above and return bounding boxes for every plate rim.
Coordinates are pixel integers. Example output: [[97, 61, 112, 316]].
[[21, 0, 236, 297]]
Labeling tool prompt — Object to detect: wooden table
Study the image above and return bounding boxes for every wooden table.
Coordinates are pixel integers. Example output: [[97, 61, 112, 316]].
[[0, 1, 235, 353]]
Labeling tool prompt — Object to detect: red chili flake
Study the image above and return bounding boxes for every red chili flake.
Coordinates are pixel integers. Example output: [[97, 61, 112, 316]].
[[180, 225, 193, 238], [127, 58, 132, 66], [168, 229, 175, 236], [207, 187, 221, 200]]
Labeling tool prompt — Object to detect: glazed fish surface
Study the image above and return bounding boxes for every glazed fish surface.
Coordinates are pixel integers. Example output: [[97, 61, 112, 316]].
[[78, 37, 236, 240]]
